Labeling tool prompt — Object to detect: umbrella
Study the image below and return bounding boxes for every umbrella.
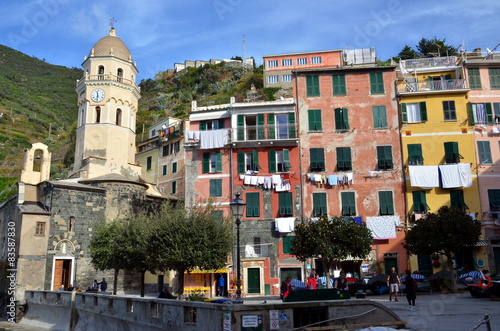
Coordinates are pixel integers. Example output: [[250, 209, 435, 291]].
[[459, 271, 484, 279], [367, 274, 388, 285], [317, 276, 334, 287], [429, 270, 452, 280], [346, 277, 359, 282], [290, 279, 306, 289], [401, 274, 425, 281]]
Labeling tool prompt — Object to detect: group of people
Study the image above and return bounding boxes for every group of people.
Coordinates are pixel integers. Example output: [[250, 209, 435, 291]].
[[86, 278, 107, 292], [280, 269, 350, 301], [387, 267, 417, 310]]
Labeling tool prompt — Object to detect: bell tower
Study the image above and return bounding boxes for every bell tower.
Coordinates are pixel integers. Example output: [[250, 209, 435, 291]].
[[72, 27, 141, 180]]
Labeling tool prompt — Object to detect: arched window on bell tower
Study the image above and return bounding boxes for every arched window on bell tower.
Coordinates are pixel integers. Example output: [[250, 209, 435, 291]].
[[117, 68, 123, 83], [33, 149, 43, 172], [95, 106, 101, 123], [80, 108, 85, 126], [98, 65, 105, 80], [116, 108, 122, 126]]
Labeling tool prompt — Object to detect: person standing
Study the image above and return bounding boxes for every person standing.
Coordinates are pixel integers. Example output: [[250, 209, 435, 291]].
[[99, 278, 107, 292], [280, 277, 292, 301], [404, 270, 416, 310], [217, 275, 225, 297], [306, 274, 317, 290], [387, 267, 401, 301]]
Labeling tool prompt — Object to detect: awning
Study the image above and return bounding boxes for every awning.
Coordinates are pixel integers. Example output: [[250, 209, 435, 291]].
[[185, 268, 228, 274], [474, 240, 488, 247]]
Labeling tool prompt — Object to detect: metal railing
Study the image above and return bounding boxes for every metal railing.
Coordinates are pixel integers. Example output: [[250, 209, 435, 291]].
[[397, 79, 467, 93], [76, 74, 140, 89], [232, 124, 297, 142], [400, 56, 458, 70]]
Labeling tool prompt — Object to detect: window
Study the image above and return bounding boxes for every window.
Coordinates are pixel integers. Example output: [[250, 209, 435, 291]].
[[278, 192, 293, 216], [162, 165, 167, 176], [146, 156, 152, 170], [282, 59, 292, 66], [377, 146, 393, 170], [332, 74, 346, 95], [268, 59, 278, 67], [370, 72, 384, 94], [334, 108, 349, 130], [297, 57, 308, 65], [282, 74, 292, 82], [444, 142, 462, 163], [489, 68, 500, 89], [212, 210, 224, 222], [341, 192, 356, 216], [69, 217, 75, 232], [246, 192, 260, 218], [308, 109, 322, 131], [95, 106, 101, 123], [162, 145, 169, 157], [494, 103, 500, 123], [268, 75, 279, 83], [443, 101, 456, 121], [379, 191, 394, 215], [282, 236, 294, 254], [313, 192, 327, 216], [310, 148, 325, 172], [468, 68, 482, 89], [200, 119, 224, 131], [269, 149, 291, 173], [237, 150, 259, 173], [115, 108, 122, 126], [171, 181, 177, 194], [170, 141, 180, 154], [401, 102, 427, 123], [311, 56, 322, 64], [450, 190, 468, 211], [252, 237, 261, 255], [488, 189, 500, 211], [372, 106, 387, 128], [336, 147, 352, 171], [477, 141, 492, 164], [306, 75, 320, 97], [202, 152, 222, 173], [275, 113, 296, 139], [209, 179, 222, 197], [407, 144, 423, 165], [412, 191, 430, 213], [469, 103, 494, 125], [171, 162, 177, 173], [35, 222, 46, 236]]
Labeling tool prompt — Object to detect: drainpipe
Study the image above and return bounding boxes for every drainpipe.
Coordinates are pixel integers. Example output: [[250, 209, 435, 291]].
[[293, 70, 305, 224]]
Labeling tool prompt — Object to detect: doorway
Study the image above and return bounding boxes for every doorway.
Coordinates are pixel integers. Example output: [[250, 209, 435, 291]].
[[52, 259, 72, 290], [384, 257, 398, 275], [247, 268, 261, 294]]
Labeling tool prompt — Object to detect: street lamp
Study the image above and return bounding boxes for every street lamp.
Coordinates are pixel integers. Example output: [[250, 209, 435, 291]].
[[230, 193, 246, 304]]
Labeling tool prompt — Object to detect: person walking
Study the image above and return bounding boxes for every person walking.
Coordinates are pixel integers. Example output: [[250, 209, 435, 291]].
[[280, 277, 292, 301], [387, 267, 401, 301], [217, 275, 225, 297], [404, 270, 417, 310]]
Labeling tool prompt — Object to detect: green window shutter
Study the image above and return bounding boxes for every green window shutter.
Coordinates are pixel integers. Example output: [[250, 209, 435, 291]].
[[342, 108, 350, 130], [334, 108, 342, 130], [313, 192, 327, 216], [337, 147, 352, 171], [279, 192, 293, 216], [283, 236, 294, 254], [477, 141, 492, 164], [407, 144, 423, 165], [308, 109, 322, 131], [252, 150, 259, 169], [218, 119, 225, 129], [209, 179, 216, 196], [468, 103, 475, 125], [489, 68, 500, 89], [257, 114, 265, 139], [468, 68, 482, 89], [269, 150, 276, 173], [246, 192, 260, 218], [310, 148, 324, 171], [267, 113, 275, 139], [419, 102, 428, 122], [216, 179, 222, 196], [377, 146, 393, 169], [306, 75, 320, 96], [412, 191, 427, 213], [288, 112, 296, 138], [238, 151, 245, 174], [172, 181, 177, 194], [162, 165, 167, 176], [486, 103, 494, 124], [341, 192, 356, 216], [373, 106, 387, 128], [202, 152, 210, 173], [401, 103, 408, 123], [215, 152, 222, 172], [332, 74, 346, 95], [450, 190, 468, 210], [283, 149, 291, 170], [444, 142, 459, 163], [310, 148, 317, 171], [237, 114, 245, 140], [370, 72, 384, 94], [200, 121, 207, 131], [379, 191, 394, 215], [488, 189, 500, 211]]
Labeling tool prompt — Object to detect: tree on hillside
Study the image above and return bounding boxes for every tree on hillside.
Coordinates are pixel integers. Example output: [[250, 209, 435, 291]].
[[397, 37, 458, 59], [398, 45, 418, 60], [403, 206, 482, 291], [291, 217, 373, 287]]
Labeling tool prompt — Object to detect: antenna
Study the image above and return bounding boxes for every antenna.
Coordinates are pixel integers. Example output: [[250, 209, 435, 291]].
[[242, 35, 246, 63], [110, 17, 117, 29]]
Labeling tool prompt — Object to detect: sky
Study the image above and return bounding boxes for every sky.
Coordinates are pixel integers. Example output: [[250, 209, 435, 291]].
[[1, 0, 500, 82]]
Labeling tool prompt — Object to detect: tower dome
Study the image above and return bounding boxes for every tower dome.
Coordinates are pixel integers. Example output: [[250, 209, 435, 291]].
[[89, 28, 132, 62]]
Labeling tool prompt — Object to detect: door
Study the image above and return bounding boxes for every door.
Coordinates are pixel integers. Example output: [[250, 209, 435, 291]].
[[247, 268, 260, 294], [384, 258, 398, 275], [53, 260, 64, 290], [417, 255, 433, 277]]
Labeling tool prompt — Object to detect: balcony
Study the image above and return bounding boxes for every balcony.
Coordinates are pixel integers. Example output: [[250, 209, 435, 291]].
[[232, 124, 298, 147], [397, 79, 469, 95], [76, 74, 140, 90], [399, 56, 458, 71]]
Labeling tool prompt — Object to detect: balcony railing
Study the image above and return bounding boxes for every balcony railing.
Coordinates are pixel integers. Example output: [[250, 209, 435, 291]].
[[232, 124, 297, 142], [397, 79, 467, 94], [76, 74, 140, 90], [399, 56, 458, 71]]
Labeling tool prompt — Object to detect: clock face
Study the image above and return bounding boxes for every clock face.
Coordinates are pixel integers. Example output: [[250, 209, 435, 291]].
[[91, 88, 105, 102]]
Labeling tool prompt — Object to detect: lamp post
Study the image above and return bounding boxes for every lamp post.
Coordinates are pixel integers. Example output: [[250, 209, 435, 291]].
[[230, 193, 246, 304]]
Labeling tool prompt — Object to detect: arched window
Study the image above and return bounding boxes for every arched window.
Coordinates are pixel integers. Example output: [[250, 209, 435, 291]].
[[98, 66, 105, 80], [96, 106, 101, 123], [116, 108, 122, 126], [80, 108, 85, 126], [69, 217, 75, 232], [33, 149, 43, 172], [117, 68, 123, 83]]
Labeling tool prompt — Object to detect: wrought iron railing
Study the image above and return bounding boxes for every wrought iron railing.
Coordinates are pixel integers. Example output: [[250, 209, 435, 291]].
[[232, 124, 297, 141], [397, 79, 467, 93]]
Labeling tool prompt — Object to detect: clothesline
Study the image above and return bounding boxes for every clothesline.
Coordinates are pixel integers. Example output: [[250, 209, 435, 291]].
[[306, 172, 354, 185]]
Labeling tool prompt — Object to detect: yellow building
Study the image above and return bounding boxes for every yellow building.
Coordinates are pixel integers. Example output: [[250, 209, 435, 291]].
[[396, 56, 485, 275]]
